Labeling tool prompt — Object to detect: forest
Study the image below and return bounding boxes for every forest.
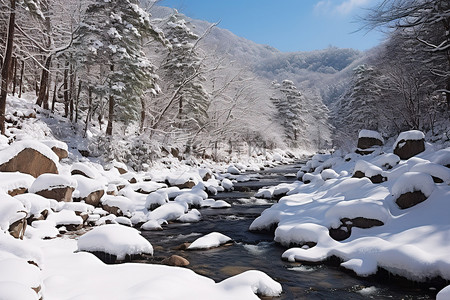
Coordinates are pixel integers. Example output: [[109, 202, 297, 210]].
[[1, 0, 449, 163]]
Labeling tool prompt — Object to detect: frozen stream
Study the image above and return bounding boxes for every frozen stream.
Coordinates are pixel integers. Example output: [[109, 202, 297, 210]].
[[142, 163, 435, 299]]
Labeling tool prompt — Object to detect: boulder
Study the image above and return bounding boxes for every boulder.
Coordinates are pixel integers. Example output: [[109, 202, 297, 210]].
[[393, 130, 425, 160], [395, 191, 428, 209], [8, 216, 27, 239], [0, 148, 58, 178], [357, 130, 384, 149], [329, 217, 384, 241], [29, 174, 77, 202], [161, 255, 190, 267], [35, 187, 74, 202], [51, 146, 68, 161]]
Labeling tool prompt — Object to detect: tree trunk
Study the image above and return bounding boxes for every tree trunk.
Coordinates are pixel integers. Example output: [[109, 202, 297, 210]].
[[75, 80, 81, 123], [84, 87, 93, 138], [69, 64, 74, 121], [106, 64, 114, 136], [12, 56, 17, 95], [63, 61, 69, 117], [36, 55, 52, 107], [140, 98, 146, 133], [0, 0, 16, 135], [18, 59, 24, 98]]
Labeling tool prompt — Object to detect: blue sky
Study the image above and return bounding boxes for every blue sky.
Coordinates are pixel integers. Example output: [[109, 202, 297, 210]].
[[158, 0, 386, 52]]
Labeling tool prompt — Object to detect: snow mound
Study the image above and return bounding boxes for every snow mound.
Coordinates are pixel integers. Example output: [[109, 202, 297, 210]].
[[391, 172, 435, 199], [358, 129, 383, 141], [29, 174, 77, 193], [188, 232, 232, 250], [0, 140, 59, 166], [393, 130, 425, 149], [72, 174, 105, 198], [77, 224, 153, 259], [0, 194, 27, 231], [0, 172, 34, 193], [218, 270, 282, 297]]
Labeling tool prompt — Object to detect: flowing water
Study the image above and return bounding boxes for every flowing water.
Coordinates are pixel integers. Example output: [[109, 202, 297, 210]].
[[142, 163, 437, 299]]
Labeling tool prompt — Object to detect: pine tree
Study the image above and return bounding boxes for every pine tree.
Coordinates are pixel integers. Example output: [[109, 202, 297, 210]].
[[271, 80, 305, 145], [73, 0, 162, 135], [158, 11, 209, 131]]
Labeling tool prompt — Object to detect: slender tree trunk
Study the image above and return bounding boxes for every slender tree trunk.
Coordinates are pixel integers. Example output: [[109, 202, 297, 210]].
[[140, 98, 146, 133], [51, 63, 58, 112], [36, 55, 52, 107], [75, 80, 81, 123], [0, 0, 16, 135], [69, 63, 75, 121], [18, 60, 24, 98], [63, 61, 69, 117], [12, 57, 17, 95], [84, 87, 93, 137], [106, 64, 115, 136]]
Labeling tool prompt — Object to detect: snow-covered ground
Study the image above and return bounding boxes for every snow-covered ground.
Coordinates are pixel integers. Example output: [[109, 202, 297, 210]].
[[250, 136, 450, 297], [0, 95, 291, 299]]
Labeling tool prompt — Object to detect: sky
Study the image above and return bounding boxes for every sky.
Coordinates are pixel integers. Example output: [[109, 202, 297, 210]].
[[157, 0, 386, 52]]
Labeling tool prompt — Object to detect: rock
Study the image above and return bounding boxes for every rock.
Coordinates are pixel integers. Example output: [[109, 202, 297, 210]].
[[395, 191, 428, 209], [172, 180, 195, 189], [393, 130, 425, 160], [0, 147, 58, 178], [9, 216, 27, 239], [7, 187, 27, 196], [83, 190, 105, 207], [36, 187, 74, 202], [173, 242, 191, 250], [357, 130, 384, 149], [161, 255, 190, 267], [51, 146, 68, 161], [115, 166, 127, 175], [102, 204, 123, 217], [329, 217, 384, 241]]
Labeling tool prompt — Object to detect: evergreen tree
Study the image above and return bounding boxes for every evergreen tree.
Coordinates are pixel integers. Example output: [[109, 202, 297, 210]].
[[271, 80, 305, 145], [158, 11, 209, 131], [73, 0, 162, 135]]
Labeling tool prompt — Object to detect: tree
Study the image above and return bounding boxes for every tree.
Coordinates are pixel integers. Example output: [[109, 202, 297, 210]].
[[153, 11, 210, 132], [0, 0, 43, 135], [365, 0, 450, 109], [74, 0, 164, 136], [271, 80, 306, 146]]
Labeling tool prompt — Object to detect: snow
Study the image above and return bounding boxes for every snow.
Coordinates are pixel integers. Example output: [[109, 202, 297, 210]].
[[437, 285, 450, 300], [211, 200, 231, 209], [321, 168, 339, 180], [147, 202, 188, 222], [0, 193, 27, 231], [100, 195, 135, 216], [0, 281, 39, 300], [177, 208, 202, 222], [0, 140, 59, 166], [410, 162, 450, 184], [221, 178, 233, 191], [72, 174, 105, 198], [391, 172, 435, 199], [250, 146, 450, 284], [145, 190, 168, 210], [358, 129, 384, 142], [29, 174, 77, 193], [70, 162, 101, 179], [353, 160, 383, 177], [393, 130, 425, 149], [40, 139, 68, 151], [218, 270, 282, 297], [0, 172, 34, 193], [188, 232, 232, 250], [140, 219, 163, 231], [46, 209, 83, 226], [77, 224, 153, 259], [14, 193, 56, 217]]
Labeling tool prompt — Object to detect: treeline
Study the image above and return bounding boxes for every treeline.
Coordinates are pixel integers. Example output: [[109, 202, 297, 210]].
[[331, 0, 450, 147], [1, 0, 333, 163]]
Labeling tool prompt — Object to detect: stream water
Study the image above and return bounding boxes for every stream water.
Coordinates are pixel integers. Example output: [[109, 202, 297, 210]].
[[141, 163, 436, 299]]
